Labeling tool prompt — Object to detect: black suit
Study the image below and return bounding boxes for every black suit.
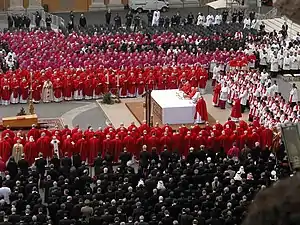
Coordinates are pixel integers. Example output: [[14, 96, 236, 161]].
[[8, 214, 20, 225]]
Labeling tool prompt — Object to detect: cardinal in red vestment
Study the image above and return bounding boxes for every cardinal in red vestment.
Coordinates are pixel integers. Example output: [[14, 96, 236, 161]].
[[172, 131, 183, 153], [230, 98, 242, 122], [227, 143, 240, 158], [261, 127, 273, 150], [159, 132, 172, 152], [88, 135, 100, 165], [36, 133, 51, 158], [32, 80, 42, 103], [76, 137, 88, 161], [63, 76, 73, 101], [123, 132, 136, 156], [27, 125, 40, 142], [0, 137, 11, 163], [183, 131, 195, 157], [53, 78, 63, 102], [24, 136, 38, 165], [62, 135, 75, 156], [1, 79, 11, 105], [19, 78, 29, 104], [194, 96, 208, 124], [113, 135, 123, 162], [212, 83, 221, 106], [102, 135, 114, 158], [2, 127, 15, 139]]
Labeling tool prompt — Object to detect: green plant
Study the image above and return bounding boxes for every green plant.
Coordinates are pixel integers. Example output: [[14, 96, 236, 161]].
[[102, 92, 114, 105]]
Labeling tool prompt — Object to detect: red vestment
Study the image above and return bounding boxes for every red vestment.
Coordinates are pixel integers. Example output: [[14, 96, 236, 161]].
[[113, 138, 123, 162], [127, 76, 137, 95], [88, 137, 100, 165], [2, 129, 15, 139], [218, 134, 231, 153], [194, 97, 208, 121], [172, 133, 183, 153], [76, 138, 88, 161], [231, 98, 242, 119], [11, 80, 20, 98], [24, 141, 38, 165], [136, 136, 149, 150], [213, 84, 221, 106], [159, 135, 172, 152], [32, 81, 42, 102], [27, 128, 40, 142], [227, 146, 240, 158], [123, 135, 136, 155], [64, 78, 73, 98], [20, 80, 29, 100], [138, 123, 150, 134], [53, 80, 63, 99], [72, 132, 83, 143], [102, 138, 114, 157], [36, 136, 51, 158], [196, 135, 207, 148], [136, 76, 145, 96], [2, 81, 11, 101], [183, 135, 195, 157], [199, 75, 207, 89], [84, 78, 93, 97], [0, 139, 11, 163], [261, 128, 273, 149], [62, 138, 75, 156], [207, 136, 216, 151], [191, 125, 201, 135], [239, 134, 249, 148]]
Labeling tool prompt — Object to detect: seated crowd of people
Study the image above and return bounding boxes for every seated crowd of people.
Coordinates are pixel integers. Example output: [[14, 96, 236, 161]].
[[0, 119, 289, 225], [0, 30, 253, 71]]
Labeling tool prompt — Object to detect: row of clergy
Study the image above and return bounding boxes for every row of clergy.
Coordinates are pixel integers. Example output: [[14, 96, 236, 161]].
[[0, 119, 274, 165], [211, 68, 300, 125], [3, 31, 253, 70], [259, 50, 300, 71], [0, 67, 209, 105], [4, 30, 250, 50]]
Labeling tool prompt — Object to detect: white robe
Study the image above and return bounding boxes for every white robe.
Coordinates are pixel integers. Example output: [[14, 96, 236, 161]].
[[220, 86, 229, 101], [290, 88, 298, 103], [283, 57, 291, 70], [152, 11, 160, 26], [239, 90, 248, 106], [243, 18, 250, 29], [42, 81, 54, 103], [270, 57, 279, 72], [196, 15, 205, 26], [291, 56, 299, 70]]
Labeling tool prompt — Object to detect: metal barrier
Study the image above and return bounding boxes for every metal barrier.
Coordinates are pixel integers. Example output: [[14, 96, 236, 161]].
[[258, 7, 280, 20], [40, 11, 65, 29]]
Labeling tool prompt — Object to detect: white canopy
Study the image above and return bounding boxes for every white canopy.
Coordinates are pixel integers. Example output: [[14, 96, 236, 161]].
[[206, 0, 239, 9]]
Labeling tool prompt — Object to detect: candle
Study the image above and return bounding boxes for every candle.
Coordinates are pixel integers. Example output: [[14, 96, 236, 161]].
[[117, 75, 120, 86], [106, 74, 109, 84]]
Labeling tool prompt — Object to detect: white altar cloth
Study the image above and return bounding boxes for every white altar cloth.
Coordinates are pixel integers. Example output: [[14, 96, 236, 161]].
[[151, 89, 196, 124]]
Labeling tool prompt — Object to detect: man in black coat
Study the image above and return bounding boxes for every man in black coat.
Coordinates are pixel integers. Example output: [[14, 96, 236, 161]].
[[126, 11, 133, 29], [35, 11, 41, 27], [139, 145, 151, 170], [17, 154, 29, 176], [79, 14, 87, 28], [133, 13, 141, 32], [35, 153, 46, 179], [105, 9, 112, 25]]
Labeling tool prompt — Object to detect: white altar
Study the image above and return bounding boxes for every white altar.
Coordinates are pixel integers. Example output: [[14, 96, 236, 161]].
[[151, 89, 196, 125]]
